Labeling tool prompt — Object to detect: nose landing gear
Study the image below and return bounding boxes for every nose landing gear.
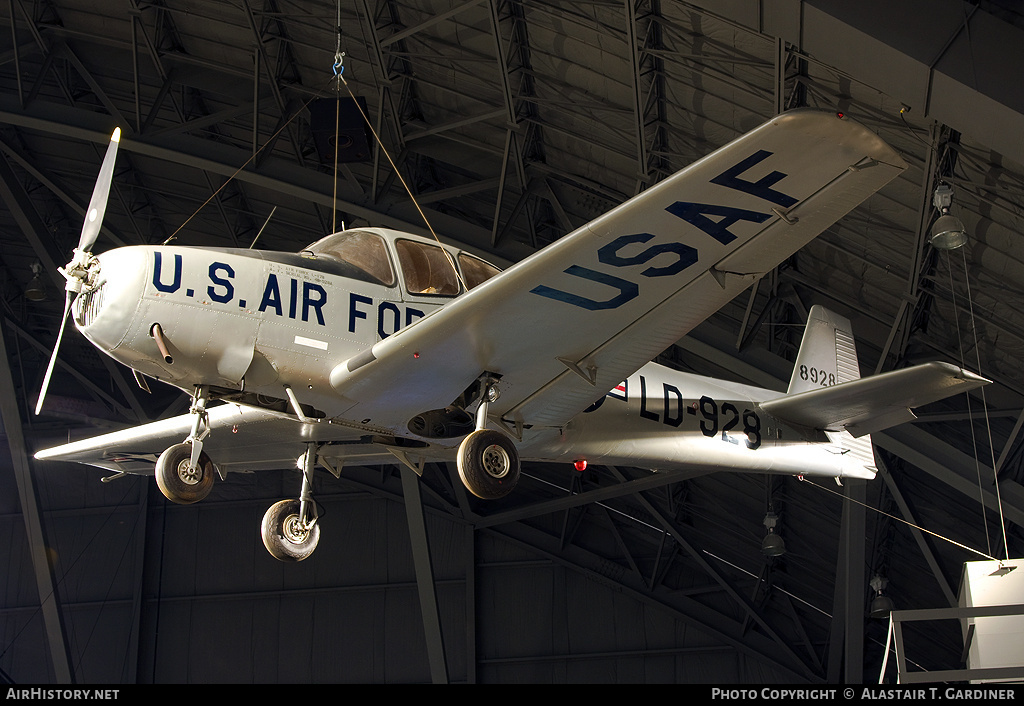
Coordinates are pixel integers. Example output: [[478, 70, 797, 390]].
[[261, 442, 322, 561], [261, 498, 321, 562]]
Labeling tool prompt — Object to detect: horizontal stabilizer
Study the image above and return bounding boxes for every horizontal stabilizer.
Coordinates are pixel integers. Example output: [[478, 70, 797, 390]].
[[760, 362, 990, 437]]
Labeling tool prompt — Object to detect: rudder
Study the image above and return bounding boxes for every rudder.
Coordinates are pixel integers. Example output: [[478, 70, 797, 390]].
[[789, 305, 876, 477]]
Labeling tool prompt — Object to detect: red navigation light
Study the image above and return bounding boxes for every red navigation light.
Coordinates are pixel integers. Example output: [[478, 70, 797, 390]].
[[573, 459, 587, 472]]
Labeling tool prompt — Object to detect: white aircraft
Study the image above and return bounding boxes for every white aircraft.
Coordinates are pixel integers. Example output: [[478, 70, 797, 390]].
[[32, 109, 988, 561]]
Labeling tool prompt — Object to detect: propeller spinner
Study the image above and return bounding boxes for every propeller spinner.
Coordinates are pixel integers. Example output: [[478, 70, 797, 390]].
[[35, 127, 121, 415]]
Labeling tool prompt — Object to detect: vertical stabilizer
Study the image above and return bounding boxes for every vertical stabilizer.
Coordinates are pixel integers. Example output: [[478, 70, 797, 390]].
[[788, 305, 861, 394], [789, 305, 877, 477]]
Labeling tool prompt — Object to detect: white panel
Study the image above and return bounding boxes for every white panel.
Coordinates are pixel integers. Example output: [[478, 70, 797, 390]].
[[960, 559, 1024, 682]]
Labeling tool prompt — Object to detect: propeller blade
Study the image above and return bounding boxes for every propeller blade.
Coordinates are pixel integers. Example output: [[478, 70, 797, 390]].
[[78, 127, 121, 254], [34, 291, 73, 416], [37, 129, 122, 415]]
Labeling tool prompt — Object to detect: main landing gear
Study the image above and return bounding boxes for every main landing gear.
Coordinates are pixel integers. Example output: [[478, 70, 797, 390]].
[[261, 442, 321, 561], [456, 379, 520, 500], [155, 385, 215, 504]]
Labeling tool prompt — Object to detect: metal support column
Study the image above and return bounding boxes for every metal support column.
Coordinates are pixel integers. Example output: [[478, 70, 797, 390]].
[[465, 523, 477, 684], [399, 465, 449, 683], [844, 479, 866, 683], [0, 323, 73, 682], [828, 478, 866, 682]]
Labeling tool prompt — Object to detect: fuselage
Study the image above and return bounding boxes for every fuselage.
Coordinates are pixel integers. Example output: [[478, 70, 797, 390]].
[[74, 228, 486, 419], [73, 228, 872, 481], [520, 363, 875, 479]]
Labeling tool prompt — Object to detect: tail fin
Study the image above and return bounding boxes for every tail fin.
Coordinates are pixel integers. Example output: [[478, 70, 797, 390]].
[[788, 305, 861, 394], [788, 305, 876, 477]]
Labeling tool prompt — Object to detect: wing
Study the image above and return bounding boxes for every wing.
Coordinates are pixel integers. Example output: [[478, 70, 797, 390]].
[[759, 362, 991, 437], [328, 109, 907, 435], [33, 404, 402, 475]]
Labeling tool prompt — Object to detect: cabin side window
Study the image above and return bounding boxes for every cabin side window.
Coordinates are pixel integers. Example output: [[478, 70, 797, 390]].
[[458, 253, 501, 289], [303, 230, 395, 287], [395, 240, 461, 296]]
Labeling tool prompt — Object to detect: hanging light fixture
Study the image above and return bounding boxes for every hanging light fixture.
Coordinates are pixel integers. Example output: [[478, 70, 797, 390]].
[[930, 184, 968, 250], [761, 510, 786, 557], [869, 574, 895, 619], [25, 262, 46, 302]]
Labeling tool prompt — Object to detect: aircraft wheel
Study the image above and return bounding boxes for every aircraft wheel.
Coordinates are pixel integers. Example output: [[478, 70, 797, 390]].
[[457, 429, 520, 500], [261, 499, 320, 562], [155, 443, 214, 504]]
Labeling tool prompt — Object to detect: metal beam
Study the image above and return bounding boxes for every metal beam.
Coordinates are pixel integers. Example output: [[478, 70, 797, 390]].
[[843, 479, 866, 683], [626, 0, 648, 192], [875, 425, 1024, 529], [995, 407, 1024, 477], [415, 178, 501, 205], [399, 465, 449, 684], [125, 479, 148, 683], [487, 0, 530, 247], [5, 317, 134, 421], [488, 521, 820, 682], [404, 108, 506, 142], [380, 0, 484, 48], [239, 0, 304, 165], [686, 0, 1024, 167], [475, 466, 712, 529], [0, 137, 129, 247], [464, 523, 477, 684], [7, 0, 22, 107], [59, 42, 131, 129], [876, 456, 958, 607], [0, 150, 64, 284], [878, 123, 941, 373], [0, 97, 514, 255], [606, 466, 817, 681], [0, 322, 73, 683]]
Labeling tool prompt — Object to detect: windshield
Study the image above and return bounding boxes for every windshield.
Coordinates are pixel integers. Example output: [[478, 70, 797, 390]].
[[303, 230, 395, 287]]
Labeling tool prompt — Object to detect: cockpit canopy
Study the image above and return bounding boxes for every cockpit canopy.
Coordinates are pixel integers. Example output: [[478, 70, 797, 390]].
[[303, 229, 501, 296]]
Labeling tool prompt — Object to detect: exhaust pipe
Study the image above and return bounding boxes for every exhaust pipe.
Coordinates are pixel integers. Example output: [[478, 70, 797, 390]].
[[149, 323, 174, 364]]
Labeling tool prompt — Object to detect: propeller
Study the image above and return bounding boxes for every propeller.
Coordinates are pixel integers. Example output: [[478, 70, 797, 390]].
[[35, 127, 121, 416]]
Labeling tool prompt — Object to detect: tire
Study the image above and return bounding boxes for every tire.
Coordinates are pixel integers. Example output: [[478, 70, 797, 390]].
[[155, 442, 214, 504], [457, 429, 520, 500], [261, 499, 320, 562]]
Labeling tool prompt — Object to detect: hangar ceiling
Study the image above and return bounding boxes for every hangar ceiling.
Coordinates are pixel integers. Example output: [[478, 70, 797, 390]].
[[1, 0, 1023, 684]]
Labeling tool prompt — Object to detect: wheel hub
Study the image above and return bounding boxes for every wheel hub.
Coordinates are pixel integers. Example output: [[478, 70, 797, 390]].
[[175, 458, 202, 485], [481, 444, 510, 479], [282, 514, 310, 545]]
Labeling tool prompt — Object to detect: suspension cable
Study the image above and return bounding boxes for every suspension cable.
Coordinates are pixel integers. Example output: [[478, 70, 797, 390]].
[[335, 70, 468, 291], [798, 476, 1001, 563], [959, 246, 1011, 560], [946, 249, 992, 558]]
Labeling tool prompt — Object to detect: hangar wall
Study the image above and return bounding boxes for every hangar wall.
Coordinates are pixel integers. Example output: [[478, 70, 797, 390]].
[[2, 456, 799, 683]]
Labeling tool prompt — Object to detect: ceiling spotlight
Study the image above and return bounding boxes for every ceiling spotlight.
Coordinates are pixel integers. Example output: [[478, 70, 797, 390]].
[[25, 262, 46, 302], [930, 184, 968, 250], [761, 511, 786, 557], [869, 575, 895, 619]]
